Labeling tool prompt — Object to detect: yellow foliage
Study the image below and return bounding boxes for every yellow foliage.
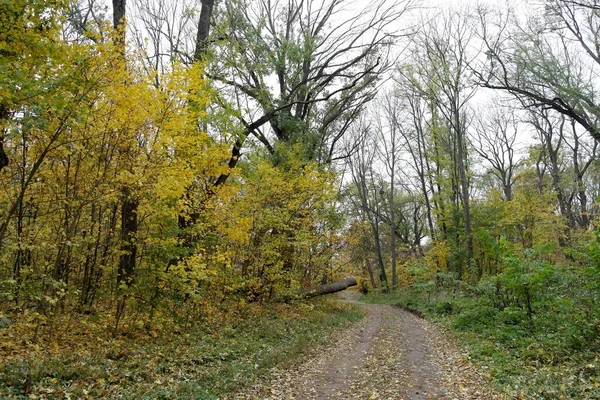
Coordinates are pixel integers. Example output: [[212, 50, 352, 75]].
[[0, 2, 238, 322], [193, 152, 342, 301], [425, 240, 449, 273]]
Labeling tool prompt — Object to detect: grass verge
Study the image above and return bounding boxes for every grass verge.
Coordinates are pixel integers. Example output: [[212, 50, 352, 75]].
[[0, 299, 363, 399]]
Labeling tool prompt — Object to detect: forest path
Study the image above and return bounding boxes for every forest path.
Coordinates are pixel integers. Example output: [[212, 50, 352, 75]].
[[235, 292, 499, 399]]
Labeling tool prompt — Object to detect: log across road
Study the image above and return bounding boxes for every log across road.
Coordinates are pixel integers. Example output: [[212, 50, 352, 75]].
[[236, 292, 499, 399], [298, 277, 358, 298]]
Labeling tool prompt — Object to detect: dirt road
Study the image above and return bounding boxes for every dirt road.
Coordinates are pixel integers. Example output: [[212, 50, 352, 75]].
[[235, 292, 499, 399]]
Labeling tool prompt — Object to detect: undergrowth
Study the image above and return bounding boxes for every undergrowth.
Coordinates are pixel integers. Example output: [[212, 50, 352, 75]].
[[0, 299, 362, 399], [363, 253, 600, 399]]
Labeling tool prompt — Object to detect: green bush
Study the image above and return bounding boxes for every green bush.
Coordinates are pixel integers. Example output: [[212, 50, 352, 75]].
[[364, 244, 600, 399]]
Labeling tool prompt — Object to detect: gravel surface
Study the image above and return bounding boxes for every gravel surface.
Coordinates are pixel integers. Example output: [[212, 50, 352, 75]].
[[234, 292, 500, 400]]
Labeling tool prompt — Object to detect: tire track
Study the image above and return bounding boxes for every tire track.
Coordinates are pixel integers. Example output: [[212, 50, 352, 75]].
[[235, 293, 499, 399]]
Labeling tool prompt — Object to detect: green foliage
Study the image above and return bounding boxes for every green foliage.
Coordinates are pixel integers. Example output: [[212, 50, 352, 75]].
[[364, 243, 600, 398]]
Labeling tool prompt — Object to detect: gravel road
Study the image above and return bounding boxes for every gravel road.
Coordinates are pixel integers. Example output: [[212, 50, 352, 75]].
[[235, 292, 500, 399]]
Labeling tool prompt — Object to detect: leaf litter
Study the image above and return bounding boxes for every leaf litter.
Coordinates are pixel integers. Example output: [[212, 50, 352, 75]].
[[234, 292, 500, 399]]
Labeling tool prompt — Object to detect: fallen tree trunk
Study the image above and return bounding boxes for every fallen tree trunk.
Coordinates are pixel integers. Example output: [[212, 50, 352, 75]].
[[298, 277, 358, 298]]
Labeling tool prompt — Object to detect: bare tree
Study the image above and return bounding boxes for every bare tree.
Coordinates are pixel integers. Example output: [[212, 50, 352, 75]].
[[526, 108, 571, 228], [208, 0, 414, 185], [472, 102, 520, 201], [407, 10, 478, 279], [476, 1, 600, 143], [373, 93, 404, 287], [130, 0, 199, 84], [63, 0, 110, 42], [128, 0, 216, 82], [565, 118, 598, 227], [392, 70, 439, 241], [348, 122, 389, 290]]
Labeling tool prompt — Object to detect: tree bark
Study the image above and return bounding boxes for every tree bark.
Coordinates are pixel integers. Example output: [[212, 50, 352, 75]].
[[0, 104, 9, 172], [117, 188, 138, 286], [112, 0, 137, 287], [112, 0, 126, 29], [454, 105, 473, 281], [194, 0, 215, 62], [298, 277, 357, 298]]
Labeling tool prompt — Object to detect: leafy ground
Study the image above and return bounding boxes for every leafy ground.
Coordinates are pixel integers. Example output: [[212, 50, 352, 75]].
[[0, 299, 362, 399], [8, 287, 591, 399], [236, 291, 498, 399]]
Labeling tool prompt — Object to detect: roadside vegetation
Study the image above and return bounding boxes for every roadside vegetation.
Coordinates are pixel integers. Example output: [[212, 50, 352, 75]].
[[344, 2, 600, 399], [1, 0, 377, 396], [362, 239, 600, 399], [1, 299, 361, 399]]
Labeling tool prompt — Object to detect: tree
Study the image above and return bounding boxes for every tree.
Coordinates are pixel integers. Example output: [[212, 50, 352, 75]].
[[564, 118, 597, 228], [111, 0, 139, 288], [194, 0, 216, 61], [347, 123, 390, 290], [204, 151, 342, 300], [526, 108, 571, 229], [392, 74, 438, 242], [0, 1, 100, 250], [130, 0, 199, 83], [472, 102, 520, 201], [0, 1, 67, 175], [403, 10, 478, 280], [375, 92, 404, 288], [113, 0, 126, 28], [208, 0, 413, 179], [476, 1, 600, 144]]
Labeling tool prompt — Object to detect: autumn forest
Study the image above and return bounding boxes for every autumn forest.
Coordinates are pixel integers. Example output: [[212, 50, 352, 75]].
[[1, 0, 600, 398]]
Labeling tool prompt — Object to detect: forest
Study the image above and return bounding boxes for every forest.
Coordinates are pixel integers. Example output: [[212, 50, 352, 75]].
[[1, 0, 600, 398]]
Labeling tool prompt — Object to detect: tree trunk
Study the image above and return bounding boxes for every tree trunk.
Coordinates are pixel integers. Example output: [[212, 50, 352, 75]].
[[569, 121, 595, 229], [454, 106, 473, 282], [417, 131, 435, 240], [365, 258, 376, 289], [194, 0, 215, 62], [112, 0, 126, 29], [389, 168, 397, 289], [0, 104, 9, 173], [298, 277, 357, 298], [117, 189, 137, 286], [372, 217, 389, 289], [502, 172, 513, 201], [112, 0, 138, 288]]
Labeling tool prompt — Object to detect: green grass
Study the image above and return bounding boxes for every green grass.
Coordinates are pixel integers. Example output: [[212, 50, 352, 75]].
[[0, 299, 363, 399]]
